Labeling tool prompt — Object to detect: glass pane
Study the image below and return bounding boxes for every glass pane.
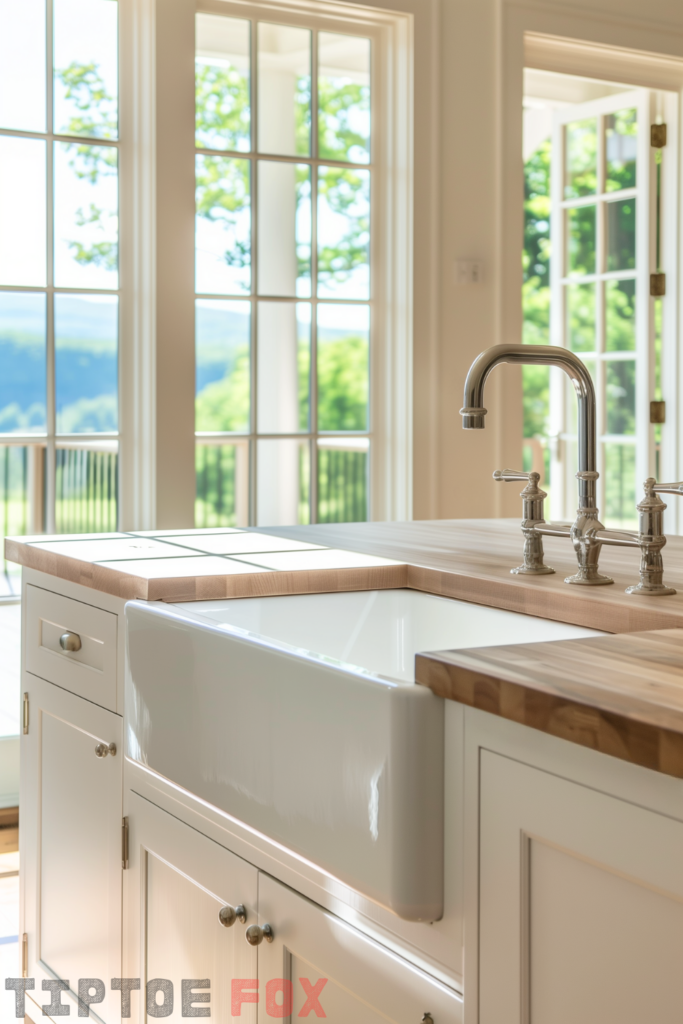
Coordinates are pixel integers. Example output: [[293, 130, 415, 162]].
[[258, 23, 311, 157], [317, 304, 369, 431], [0, 446, 35, 595], [55, 294, 118, 434], [256, 438, 310, 526], [195, 156, 251, 294], [0, 0, 46, 132], [606, 279, 636, 352], [317, 438, 368, 523], [195, 14, 250, 153], [53, 0, 118, 140], [55, 443, 118, 532], [566, 357, 595, 435], [606, 359, 635, 435], [257, 302, 310, 433], [54, 140, 118, 288], [0, 292, 46, 433], [257, 162, 311, 297], [603, 443, 637, 530], [566, 283, 595, 353], [318, 33, 370, 164], [0, 137, 46, 287], [195, 299, 250, 433], [195, 442, 248, 528], [318, 167, 370, 299], [605, 108, 637, 192], [566, 205, 595, 277], [606, 198, 636, 272], [565, 118, 597, 199]]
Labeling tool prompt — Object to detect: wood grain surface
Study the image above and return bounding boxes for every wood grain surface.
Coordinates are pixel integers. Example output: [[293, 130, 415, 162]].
[[9, 519, 683, 633], [416, 629, 683, 778]]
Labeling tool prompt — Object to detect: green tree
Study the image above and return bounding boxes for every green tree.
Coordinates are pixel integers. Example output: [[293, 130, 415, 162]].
[[523, 139, 551, 442]]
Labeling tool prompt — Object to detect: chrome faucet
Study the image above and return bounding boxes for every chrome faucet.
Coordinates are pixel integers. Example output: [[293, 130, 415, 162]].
[[461, 344, 681, 595]]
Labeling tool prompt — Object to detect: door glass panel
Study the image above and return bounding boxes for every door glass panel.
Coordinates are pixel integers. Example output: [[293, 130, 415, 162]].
[[317, 304, 369, 430], [566, 206, 595, 276], [195, 156, 251, 295], [195, 14, 250, 153], [55, 294, 118, 434], [196, 442, 249, 528], [604, 443, 636, 528], [257, 302, 310, 433], [565, 118, 597, 199], [54, 140, 119, 289], [566, 283, 595, 352], [258, 23, 311, 157], [605, 108, 637, 192], [318, 33, 371, 163], [53, 0, 118, 140], [606, 198, 636, 272], [0, 137, 46, 287], [606, 359, 635, 435], [195, 299, 250, 433], [317, 167, 370, 299], [317, 438, 368, 523], [0, 292, 47, 434], [257, 162, 311, 297], [605, 279, 636, 351], [256, 438, 310, 525], [0, 0, 46, 132]]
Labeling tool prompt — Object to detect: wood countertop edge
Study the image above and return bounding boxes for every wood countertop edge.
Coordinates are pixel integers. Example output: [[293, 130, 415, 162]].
[[415, 643, 683, 779]]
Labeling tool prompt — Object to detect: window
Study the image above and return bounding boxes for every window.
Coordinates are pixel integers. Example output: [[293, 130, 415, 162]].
[[194, 8, 374, 527], [0, 0, 120, 593]]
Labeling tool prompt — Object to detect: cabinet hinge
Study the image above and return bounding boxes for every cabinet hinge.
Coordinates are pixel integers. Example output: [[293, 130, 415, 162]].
[[21, 933, 28, 977], [651, 123, 667, 148], [122, 817, 129, 870], [22, 693, 29, 735], [651, 272, 666, 297], [650, 400, 666, 424]]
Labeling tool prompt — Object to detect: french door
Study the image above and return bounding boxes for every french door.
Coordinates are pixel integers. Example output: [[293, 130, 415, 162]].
[[549, 88, 677, 529]]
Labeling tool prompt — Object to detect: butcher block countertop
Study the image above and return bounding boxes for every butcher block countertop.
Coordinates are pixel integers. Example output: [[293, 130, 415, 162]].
[[9, 518, 683, 777]]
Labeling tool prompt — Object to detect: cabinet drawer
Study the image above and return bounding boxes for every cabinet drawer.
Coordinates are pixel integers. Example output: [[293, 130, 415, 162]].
[[25, 584, 117, 711]]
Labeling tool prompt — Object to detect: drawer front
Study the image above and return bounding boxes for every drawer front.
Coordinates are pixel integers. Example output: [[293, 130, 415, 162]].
[[25, 584, 117, 711]]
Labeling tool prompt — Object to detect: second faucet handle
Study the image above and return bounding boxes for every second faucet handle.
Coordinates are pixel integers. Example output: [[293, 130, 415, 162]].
[[493, 469, 554, 576], [493, 469, 536, 483]]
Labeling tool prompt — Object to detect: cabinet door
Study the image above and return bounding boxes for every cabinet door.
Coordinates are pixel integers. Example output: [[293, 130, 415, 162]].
[[21, 673, 122, 1022], [479, 750, 683, 1024], [258, 873, 462, 1024], [124, 792, 258, 1023]]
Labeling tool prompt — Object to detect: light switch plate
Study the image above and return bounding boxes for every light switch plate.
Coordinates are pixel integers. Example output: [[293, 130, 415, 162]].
[[454, 259, 484, 285]]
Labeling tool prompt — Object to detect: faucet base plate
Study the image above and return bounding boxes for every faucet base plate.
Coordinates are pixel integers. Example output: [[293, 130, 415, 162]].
[[625, 582, 677, 596], [511, 565, 555, 576], [564, 572, 614, 586]]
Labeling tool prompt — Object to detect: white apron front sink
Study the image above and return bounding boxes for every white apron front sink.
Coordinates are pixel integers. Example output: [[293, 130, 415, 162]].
[[125, 589, 602, 921]]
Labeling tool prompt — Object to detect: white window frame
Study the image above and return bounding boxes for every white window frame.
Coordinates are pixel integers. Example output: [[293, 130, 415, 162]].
[[122, 0, 413, 529]]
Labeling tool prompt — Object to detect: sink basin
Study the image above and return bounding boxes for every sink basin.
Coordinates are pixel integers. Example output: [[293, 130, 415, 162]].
[[125, 588, 602, 921]]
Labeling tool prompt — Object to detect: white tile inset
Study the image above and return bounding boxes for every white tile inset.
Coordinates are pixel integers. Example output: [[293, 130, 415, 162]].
[[28, 537, 187, 563], [96, 556, 270, 579], [165, 533, 326, 556], [229, 549, 402, 572]]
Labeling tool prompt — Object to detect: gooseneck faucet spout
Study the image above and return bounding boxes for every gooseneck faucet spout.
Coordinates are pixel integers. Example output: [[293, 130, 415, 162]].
[[460, 343, 611, 586]]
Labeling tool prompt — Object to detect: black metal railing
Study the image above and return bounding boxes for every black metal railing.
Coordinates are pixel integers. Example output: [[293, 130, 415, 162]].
[[1, 446, 30, 596], [55, 447, 118, 534], [195, 444, 239, 528], [317, 448, 367, 523]]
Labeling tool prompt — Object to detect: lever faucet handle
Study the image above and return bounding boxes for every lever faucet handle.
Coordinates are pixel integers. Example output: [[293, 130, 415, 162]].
[[625, 477, 677, 597], [493, 470, 554, 576], [652, 481, 683, 496]]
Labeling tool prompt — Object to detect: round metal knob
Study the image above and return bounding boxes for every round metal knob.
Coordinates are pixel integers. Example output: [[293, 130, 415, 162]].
[[218, 904, 246, 928], [60, 631, 82, 652], [245, 923, 274, 946], [95, 742, 117, 758]]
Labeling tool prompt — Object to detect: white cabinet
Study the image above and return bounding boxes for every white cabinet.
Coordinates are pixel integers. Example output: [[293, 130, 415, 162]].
[[125, 794, 462, 1024], [21, 672, 123, 1023], [258, 873, 462, 1024], [478, 748, 683, 1024], [124, 792, 259, 1022]]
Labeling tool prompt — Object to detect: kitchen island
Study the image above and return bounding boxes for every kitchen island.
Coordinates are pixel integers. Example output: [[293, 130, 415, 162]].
[[7, 519, 683, 1024]]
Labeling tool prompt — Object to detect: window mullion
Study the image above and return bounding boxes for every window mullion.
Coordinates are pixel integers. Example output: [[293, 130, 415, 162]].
[[310, 27, 319, 524], [249, 18, 258, 526], [45, 0, 56, 532]]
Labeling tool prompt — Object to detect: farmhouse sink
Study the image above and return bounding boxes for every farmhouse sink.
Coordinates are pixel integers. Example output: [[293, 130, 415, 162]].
[[125, 589, 602, 921]]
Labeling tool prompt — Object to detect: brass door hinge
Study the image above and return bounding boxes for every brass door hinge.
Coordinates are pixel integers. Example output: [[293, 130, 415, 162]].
[[22, 693, 29, 735], [651, 272, 666, 297], [22, 933, 28, 977], [122, 817, 129, 870], [651, 400, 666, 424], [651, 123, 667, 148]]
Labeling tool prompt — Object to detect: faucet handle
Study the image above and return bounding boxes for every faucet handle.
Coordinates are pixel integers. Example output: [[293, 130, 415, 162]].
[[493, 470, 554, 575], [493, 469, 534, 482], [652, 480, 683, 496]]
